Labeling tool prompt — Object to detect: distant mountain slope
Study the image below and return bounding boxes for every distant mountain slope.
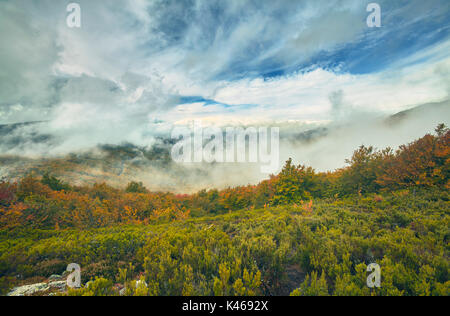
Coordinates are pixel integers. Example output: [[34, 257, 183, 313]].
[[386, 100, 450, 125], [1, 100, 449, 191]]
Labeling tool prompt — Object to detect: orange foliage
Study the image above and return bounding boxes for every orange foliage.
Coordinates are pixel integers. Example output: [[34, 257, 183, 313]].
[[0, 125, 447, 230], [377, 129, 449, 189]]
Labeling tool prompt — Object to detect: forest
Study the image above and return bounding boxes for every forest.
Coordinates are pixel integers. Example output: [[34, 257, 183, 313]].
[[0, 124, 448, 296]]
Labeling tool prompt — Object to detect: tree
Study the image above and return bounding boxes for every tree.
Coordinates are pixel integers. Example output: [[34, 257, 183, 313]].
[[0, 182, 16, 207], [41, 173, 70, 192], [16, 174, 52, 201], [376, 125, 449, 189], [125, 181, 148, 194], [271, 159, 316, 205], [435, 123, 448, 137], [339, 146, 387, 195]]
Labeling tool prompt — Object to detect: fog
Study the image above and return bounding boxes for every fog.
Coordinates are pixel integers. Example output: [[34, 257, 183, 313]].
[[1, 99, 448, 193], [1, 0, 449, 192]]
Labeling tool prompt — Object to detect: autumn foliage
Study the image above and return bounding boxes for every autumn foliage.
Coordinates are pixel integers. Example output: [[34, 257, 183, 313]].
[[0, 125, 448, 231], [0, 126, 448, 296]]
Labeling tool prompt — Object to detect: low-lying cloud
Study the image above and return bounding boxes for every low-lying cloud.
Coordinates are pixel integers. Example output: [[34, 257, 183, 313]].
[[0, 0, 449, 190]]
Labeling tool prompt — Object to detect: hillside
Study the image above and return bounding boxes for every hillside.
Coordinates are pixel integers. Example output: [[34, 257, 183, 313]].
[[0, 126, 448, 296], [1, 188, 448, 296]]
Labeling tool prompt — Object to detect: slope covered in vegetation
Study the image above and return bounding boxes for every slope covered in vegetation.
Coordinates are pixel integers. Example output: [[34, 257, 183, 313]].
[[0, 125, 448, 296]]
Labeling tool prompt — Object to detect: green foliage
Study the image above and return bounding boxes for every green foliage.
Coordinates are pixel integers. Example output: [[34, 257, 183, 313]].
[[41, 173, 70, 192], [0, 276, 13, 296], [338, 146, 389, 195], [67, 277, 114, 296], [290, 271, 328, 296], [0, 126, 449, 296], [271, 159, 316, 205], [125, 181, 147, 194], [0, 188, 448, 296]]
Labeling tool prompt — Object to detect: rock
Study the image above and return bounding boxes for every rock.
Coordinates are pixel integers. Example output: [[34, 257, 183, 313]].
[[7, 280, 68, 296], [48, 274, 62, 281], [49, 281, 66, 290], [61, 270, 71, 279], [7, 283, 50, 296], [136, 280, 148, 288]]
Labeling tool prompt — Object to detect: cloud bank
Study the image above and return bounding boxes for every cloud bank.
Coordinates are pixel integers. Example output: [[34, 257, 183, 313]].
[[0, 0, 449, 181]]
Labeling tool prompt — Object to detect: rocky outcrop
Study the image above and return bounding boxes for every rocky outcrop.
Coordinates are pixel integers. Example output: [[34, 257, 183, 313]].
[[48, 274, 62, 282], [7, 283, 50, 296], [49, 281, 67, 291], [7, 277, 67, 296]]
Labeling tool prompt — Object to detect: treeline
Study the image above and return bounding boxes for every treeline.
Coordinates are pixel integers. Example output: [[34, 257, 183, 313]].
[[0, 125, 448, 296], [0, 125, 448, 230]]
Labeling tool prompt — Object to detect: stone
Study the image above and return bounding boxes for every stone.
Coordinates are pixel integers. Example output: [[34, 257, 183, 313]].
[[49, 281, 67, 290], [7, 283, 50, 296], [136, 280, 148, 288], [48, 274, 62, 281]]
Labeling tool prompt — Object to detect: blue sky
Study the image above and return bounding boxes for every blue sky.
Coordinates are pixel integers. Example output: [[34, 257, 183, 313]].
[[0, 0, 449, 144]]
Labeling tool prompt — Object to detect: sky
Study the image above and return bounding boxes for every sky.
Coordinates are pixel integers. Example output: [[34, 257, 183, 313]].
[[0, 0, 449, 150]]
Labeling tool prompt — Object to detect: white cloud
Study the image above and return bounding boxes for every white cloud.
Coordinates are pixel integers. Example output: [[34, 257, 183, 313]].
[[208, 51, 450, 123], [1, 0, 449, 156]]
